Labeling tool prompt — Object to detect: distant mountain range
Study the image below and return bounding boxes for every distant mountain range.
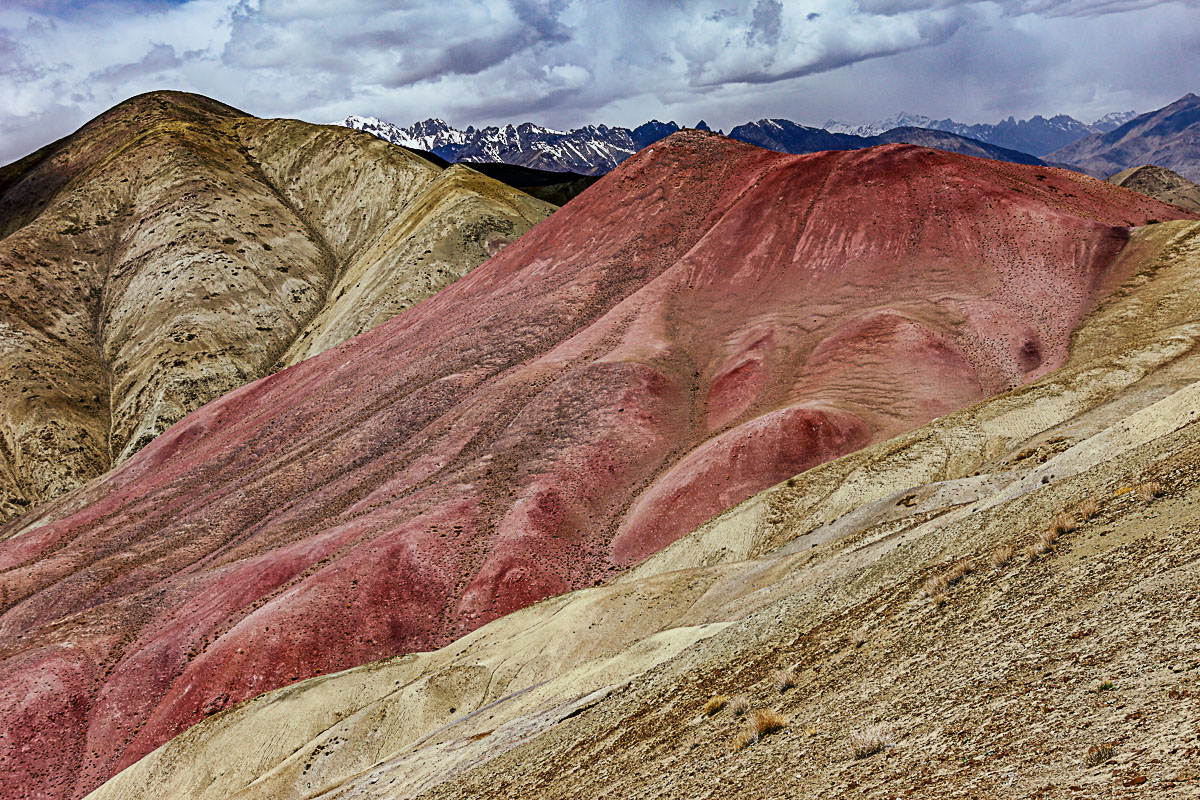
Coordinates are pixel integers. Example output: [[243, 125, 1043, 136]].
[[342, 116, 710, 175], [343, 98, 1200, 186], [343, 113, 1044, 174], [822, 110, 1137, 156]]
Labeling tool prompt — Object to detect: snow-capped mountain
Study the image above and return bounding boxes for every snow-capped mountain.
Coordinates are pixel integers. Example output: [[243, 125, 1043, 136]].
[[822, 113, 937, 138], [1091, 111, 1138, 133], [341, 116, 470, 151], [821, 110, 1138, 157], [340, 106, 1136, 174], [341, 115, 691, 175]]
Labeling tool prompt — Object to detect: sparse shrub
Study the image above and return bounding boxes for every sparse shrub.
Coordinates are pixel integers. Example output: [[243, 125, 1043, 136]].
[[850, 629, 868, 648], [1135, 481, 1163, 502], [990, 544, 1015, 568], [1075, 498, 1100, 521], [1095, 681, 1115, 692], [849, 723, 896, 759], [728, 696, 750, 717], [704, 695, 728, 716], [923, 574, 949, 597], [1051, 513, 1077, 534], [773, 668, 797, 693], [1085, 742, 1115, 766], [932, 593, 949, 608]]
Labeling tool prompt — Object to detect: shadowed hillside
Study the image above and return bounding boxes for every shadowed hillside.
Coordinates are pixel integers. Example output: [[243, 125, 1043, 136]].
[[1053, 94, 1200, 182]]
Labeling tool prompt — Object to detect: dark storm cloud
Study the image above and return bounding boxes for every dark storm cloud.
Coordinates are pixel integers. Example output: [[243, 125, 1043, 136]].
[[1, 0, 1198, 165]]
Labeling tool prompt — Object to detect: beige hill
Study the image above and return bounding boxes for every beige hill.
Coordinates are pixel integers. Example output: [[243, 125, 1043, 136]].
[[92, 219, 1200, 798], [1108, 165, 1200, 215], [0, 91, 552, 520]]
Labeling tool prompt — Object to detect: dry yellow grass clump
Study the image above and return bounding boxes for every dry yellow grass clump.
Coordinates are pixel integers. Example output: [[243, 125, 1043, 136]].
[[704, 695, 728, 716], [946, 558, 974, 583], [773, 668, 797, 693], [849, 723, 896, 759], [1029, 529, 1058, 560], [1051, 512, 1077, 534], [1135, 480, 1164, 501], [989, 544, 1015, 568], [1075, 497, 1100, 520], [922, 574, 949, 597], [732, 708, 789, 750]]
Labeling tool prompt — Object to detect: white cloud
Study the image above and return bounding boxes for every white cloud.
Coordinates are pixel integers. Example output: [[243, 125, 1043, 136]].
[[0, 0, 1197, 164]]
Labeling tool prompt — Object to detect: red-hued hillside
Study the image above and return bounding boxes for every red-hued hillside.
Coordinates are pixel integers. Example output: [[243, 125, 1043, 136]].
[[1, 132, 1192, 800]]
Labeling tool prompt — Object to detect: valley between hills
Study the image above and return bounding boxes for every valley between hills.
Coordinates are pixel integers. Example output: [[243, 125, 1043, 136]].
[[1, 90, 1199, 800]]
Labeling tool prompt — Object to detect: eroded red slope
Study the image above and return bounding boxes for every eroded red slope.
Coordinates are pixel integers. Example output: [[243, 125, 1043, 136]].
[[1, 133, 1191, 799]]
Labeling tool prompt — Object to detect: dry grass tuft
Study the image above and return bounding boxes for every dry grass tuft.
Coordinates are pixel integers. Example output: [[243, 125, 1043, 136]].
[[1135, 481, 1163, 502], [849, 723, 896, 759], [1051, 513, 1077, 534], [1075, 497, 1100, 521], [750, 708, 788, 736], [773, 668, 798, 693], [932, 593, 948, 608], [1038, 529, 1058, 550], [731, 709, 788, 752], [989, 544, 1015, 568], [731, 726, 758, 751], [1085, 742, 1115, 766], [850, 629, 868, 648], [1025, 543, 1042, 562], [922, 574, 949, 597], [728, 696, 750, 717], [704, 695, 728, 716], [946, 558, 973, 584]]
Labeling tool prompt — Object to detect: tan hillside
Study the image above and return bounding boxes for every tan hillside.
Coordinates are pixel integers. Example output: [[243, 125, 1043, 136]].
[[1108, 165, 1200, 214], [0, 91, 552, 520], [90, 219, 1200, 799]]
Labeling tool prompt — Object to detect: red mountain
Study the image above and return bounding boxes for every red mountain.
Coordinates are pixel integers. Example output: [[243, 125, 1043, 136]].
[[1, 130, 1191, 800]]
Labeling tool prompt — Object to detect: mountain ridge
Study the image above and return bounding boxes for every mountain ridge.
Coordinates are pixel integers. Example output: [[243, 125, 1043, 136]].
[[342, 105, 1145, 173], [1050, 93, 1200, 182], [0, 90, 553, 522]]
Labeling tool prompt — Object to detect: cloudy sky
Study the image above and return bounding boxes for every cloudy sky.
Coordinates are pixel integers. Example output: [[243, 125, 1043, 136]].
[[1, 0, 1198, 164]]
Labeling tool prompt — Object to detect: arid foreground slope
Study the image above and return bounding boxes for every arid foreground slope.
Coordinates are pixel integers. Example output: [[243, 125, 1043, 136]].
[[1, 132, 1190, 800], [0, 91, 552, 520], [95, 219, 1200, 800]]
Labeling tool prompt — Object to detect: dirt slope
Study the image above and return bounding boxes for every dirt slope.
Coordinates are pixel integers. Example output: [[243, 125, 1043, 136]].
[[1108, 165, 1200, 214], [0, 132, 1191, 800], [0, 91, 552, 520], [91, 220, 1200, 800]]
